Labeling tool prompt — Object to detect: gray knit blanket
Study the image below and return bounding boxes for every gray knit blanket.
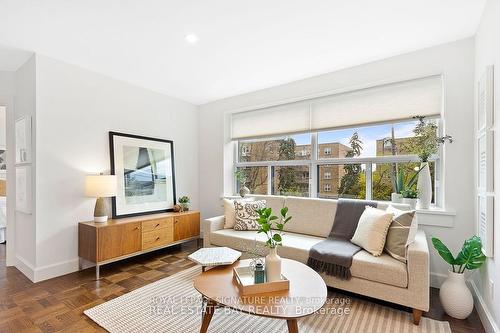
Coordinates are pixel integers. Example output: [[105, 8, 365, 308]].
[[307, 199, 376, 279]]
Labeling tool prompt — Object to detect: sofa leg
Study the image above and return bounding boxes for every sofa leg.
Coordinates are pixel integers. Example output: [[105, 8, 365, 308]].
[[412, 309, 423, 325]]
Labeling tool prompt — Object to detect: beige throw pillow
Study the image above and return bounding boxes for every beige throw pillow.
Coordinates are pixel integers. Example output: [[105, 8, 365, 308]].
[[234, 200, 267, 231], [223, 198, 254, 229], [384, 205, 417, 263], [351, 206, 394, 256]]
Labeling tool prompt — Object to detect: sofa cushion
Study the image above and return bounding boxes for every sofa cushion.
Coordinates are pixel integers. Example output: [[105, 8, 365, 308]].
[[223, 198, 254, 229], [210, 229, 324, 264], [210, 229, 408, 288], [350, 251, 408, 288], [234, 200, 266, 231], [248, 195, 286, 217], [283, 197, 337, 237]]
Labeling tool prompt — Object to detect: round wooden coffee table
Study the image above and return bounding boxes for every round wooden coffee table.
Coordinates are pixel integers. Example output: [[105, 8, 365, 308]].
[[193, 258, 327, 333]]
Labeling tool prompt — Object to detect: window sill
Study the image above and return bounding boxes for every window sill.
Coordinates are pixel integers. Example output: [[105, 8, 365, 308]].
[[415, 206, 455, 228]]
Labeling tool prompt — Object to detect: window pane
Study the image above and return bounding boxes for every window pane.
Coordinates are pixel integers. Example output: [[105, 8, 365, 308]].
[[236, 166, 268, 195], [238, 134, 311, 162], [371, 162, 436, 202], [318, 164, 366, 199], [272, 166, 310, 197], [318, 119, 437, 159]]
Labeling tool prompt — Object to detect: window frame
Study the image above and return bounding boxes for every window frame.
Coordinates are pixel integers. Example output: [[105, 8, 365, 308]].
[[233, 117, 442, 207]]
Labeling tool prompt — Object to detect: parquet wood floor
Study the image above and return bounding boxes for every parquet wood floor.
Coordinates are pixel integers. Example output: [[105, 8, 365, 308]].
[[0, 242, 485, 332]]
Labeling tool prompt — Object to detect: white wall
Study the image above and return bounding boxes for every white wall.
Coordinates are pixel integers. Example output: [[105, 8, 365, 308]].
[[474, 0, 500, 331], [199, 38, 476, 286], [28, 55, 199, 281], [14, 56, 37, 280]]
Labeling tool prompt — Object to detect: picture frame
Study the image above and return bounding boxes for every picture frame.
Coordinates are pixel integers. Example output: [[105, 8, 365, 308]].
[[109, 132, 176, 218], [477, 194, 494, 257], [15, 165, 32, 214], [477, 65, 494, 132], [477, 130, 494, 193], [15, 116, 32, 165]]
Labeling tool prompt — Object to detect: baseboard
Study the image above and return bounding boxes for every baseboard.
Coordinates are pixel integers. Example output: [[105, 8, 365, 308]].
[[15, 255, 36, 282], [430, 272, 447, 288], [34, 258, 79, 282], [469, 280, 500, 333]]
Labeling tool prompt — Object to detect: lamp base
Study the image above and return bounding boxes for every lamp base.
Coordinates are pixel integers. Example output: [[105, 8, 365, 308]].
[[94, 215, 108, 223]]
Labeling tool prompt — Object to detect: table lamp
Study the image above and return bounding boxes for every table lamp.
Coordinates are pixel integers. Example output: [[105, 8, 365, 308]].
[[85, 174, 117, 223]]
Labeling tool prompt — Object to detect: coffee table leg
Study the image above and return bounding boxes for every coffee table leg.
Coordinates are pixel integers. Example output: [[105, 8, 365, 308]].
[[200, 299, 216, 333], [286, 319, 299, 333]]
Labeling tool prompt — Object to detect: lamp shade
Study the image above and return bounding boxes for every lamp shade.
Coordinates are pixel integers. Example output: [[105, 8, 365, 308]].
[[85, 175, 117, 198]]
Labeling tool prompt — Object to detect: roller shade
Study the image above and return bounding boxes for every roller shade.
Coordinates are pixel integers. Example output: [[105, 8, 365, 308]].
[[231, 102, 310, 140], [230, 75, 442, 140], [310, 75, 442, 131]]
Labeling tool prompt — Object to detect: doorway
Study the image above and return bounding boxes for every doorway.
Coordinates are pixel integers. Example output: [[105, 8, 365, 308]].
[[0, 106, 6, 274]]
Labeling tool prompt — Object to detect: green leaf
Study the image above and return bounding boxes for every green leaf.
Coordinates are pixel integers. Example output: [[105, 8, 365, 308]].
[[431, 237, 457, 266], [280, 207, 288, 218], [257, 217, 267, 225], [269, 216, 278, 221], [276, 223, 284, 230], [265, 208, 272, 216], [261, 223, 270, 232], [284, 216, 292, 224], [455, 236, 486, 271], [272, 234, 282, 242]]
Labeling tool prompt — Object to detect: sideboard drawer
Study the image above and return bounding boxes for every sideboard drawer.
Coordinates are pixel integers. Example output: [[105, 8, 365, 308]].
[[142, 228, 173, 250], [142, 217, 173, 233]]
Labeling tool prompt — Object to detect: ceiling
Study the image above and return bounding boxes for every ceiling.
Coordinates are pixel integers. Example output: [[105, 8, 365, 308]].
[[0, 0, 487, 105]]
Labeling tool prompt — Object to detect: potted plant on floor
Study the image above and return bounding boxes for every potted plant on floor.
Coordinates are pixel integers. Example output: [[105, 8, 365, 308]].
[[256, 207, 292, 282], [431, 236, 486, 319], [406, 116, 453, 209]]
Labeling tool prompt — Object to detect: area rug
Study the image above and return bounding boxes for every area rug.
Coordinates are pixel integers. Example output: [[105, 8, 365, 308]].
[[84, 266, 451, 333]]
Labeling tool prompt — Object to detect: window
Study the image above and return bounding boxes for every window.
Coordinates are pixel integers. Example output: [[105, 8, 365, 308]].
[[232, 76, 442, 205], [235, 118, 441, 205]]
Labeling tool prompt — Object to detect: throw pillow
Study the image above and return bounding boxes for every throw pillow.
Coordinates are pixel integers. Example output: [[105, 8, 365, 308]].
[[351, 206, 394, 256], [234, 200, 267, 231], [384, 205, 417, 263], [223, 198, 254, 229]]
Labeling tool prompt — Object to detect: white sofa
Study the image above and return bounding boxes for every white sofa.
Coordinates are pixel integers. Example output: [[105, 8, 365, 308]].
[[203, 195, 429, 325]]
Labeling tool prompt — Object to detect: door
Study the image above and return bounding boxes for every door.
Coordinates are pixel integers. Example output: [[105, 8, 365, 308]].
[[173, 213, 200, 241], [98, 222, 141, 261]]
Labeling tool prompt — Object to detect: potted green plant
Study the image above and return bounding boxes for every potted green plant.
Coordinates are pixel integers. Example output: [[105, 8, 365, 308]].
[[431, 236, 486, 319], [235, 170, 250, 197], [256, 207, 292, 282], [178, 196, 190, 212], [391, 167, 423, 203], [407, 116, 453, 209], [401, 188, 419, 209]]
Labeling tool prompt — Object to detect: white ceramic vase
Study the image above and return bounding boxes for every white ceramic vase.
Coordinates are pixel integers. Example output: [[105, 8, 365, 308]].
[[439, 271, 474, 319], [417, 162, 432, 209], [391, 193, 403, 203], [265, 247, 282, 282], [239, 185, 250, 198], [402, 198, 418, 210]]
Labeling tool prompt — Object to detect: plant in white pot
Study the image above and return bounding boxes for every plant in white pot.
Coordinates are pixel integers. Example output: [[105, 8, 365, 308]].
[[256, 207, 292, 282], [432, 236, 486, 319], [406, 116, 453, 209], [392, 167, 423, 204], [401, 188, 419, 209], [235, 169, 250, 198]]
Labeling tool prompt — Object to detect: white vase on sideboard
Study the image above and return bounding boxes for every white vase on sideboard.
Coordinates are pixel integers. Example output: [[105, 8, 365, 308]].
[[265, 247, 282, 282], [417, 162, 432, 209], [439, 271, 474, 319]]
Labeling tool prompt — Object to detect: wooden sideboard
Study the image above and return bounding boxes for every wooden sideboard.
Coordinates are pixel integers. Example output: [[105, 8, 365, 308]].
[[78, 211, 200, 279]]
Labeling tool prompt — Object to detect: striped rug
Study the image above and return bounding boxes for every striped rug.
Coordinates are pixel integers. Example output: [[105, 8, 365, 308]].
[[84, 266, 450, 333]]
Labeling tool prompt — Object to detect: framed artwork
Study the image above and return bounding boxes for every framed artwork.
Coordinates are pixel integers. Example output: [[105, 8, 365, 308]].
[[109, 132, 176, 218], [477, 131, 494, 193], [0, 148, 6, 178], [15, 165, 32, 214], [15, 116, 32, 164]]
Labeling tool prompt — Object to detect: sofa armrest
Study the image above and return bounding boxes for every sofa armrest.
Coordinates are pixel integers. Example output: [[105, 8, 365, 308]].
[[203, 215, 225, 247], [407, 230, 430, 311]]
